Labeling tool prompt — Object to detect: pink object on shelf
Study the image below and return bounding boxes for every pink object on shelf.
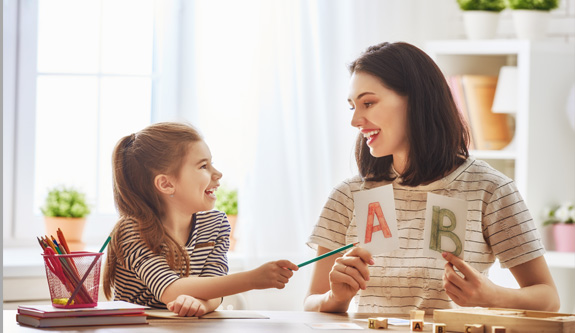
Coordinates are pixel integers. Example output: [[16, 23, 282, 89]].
[[553, 224, 575, 252]]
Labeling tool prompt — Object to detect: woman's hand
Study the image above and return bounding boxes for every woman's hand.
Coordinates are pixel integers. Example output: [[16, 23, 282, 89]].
[[166, 295, 209, 317], [328, 247, 374, 303], [251, 260, 299, 290], [442, 252, 499, 307]]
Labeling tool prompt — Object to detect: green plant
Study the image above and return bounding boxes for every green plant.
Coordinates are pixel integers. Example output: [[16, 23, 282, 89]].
[[457, 0, 506, 11], [41, 186, 91, 218], [507, 0, 559, 10], [215, 186, 238, 216], [542, 202, 574, 226]]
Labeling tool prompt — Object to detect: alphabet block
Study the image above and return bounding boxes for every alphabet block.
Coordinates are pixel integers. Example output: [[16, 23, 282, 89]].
[[433, 323, 447, 333], [367, 317, 388, 329], [410, 310, 425, 321], [411, 320, 423, 331], [464, 323, 484, 333], [491, 326, 506, 333]]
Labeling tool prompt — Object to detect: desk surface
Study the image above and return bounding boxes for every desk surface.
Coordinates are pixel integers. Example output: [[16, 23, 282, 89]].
[[4, 310, 432, 332]]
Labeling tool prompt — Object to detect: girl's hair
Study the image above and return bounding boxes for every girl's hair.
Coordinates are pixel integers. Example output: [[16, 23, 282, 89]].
[[349, 42, 470, 186], [103, 122, 203, 300]]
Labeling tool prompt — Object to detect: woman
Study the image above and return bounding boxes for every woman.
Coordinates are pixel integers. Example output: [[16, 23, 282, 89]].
[[304, 42, 559, 314]]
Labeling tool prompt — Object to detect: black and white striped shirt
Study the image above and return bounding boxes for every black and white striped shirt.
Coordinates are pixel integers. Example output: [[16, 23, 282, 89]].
[[113, 210, 230, 308], [307, 157, 544, 314]]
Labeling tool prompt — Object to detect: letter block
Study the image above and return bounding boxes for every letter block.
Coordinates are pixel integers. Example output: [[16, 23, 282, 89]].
[[491, 326, 506, 333], [368, 317, 388, 329], [411, 320, 423, 331], [465, 323, 484, 333], [410, 309, 425, 321], [433, 323, 447, 333]]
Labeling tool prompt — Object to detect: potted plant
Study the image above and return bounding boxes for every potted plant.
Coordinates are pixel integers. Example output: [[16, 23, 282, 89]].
[[507, 0, 559, 40], [456, 0, 506, 39], [542, 202, 575, 252], [215, 186, 239, 251], [41, 186, 91, 251]]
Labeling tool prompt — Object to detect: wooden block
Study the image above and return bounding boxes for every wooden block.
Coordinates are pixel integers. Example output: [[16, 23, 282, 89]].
[[410, 309, 425, 320], [368, 317, 388, 329], [433, 323, 447, 333], [411, 320, 424, 331], [491, 326, 506, 333], [465, 323, 484, 333]]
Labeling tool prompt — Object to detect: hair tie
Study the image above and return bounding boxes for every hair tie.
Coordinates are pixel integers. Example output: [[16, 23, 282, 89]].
[[126, 133, 136, 148]]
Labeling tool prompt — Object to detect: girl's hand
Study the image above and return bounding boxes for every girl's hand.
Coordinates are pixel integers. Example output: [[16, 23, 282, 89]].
[[328, 247, 374, 303], [442, 252, 499, 307], [166, 295, 208, 317], [251, 260, 299, 290]]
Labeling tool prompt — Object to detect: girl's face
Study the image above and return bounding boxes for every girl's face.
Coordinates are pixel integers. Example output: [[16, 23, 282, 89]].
[[348, 71, 409, 161], [172, 140, 222, 214]]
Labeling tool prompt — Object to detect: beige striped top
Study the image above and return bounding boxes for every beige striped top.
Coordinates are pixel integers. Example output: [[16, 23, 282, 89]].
[[307, 157, 544, 314]]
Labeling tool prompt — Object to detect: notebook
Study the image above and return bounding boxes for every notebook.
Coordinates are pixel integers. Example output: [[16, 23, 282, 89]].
[[16, 313, 148, 328], [17, 300, 148, 318]]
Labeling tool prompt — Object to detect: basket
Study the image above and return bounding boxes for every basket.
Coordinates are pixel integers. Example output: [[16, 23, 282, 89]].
[[42, 251, 103, 308]]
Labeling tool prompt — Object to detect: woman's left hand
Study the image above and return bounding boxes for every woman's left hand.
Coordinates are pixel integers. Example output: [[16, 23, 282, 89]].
[[442, 252, 499, 307], [166, 294, 208, 317]]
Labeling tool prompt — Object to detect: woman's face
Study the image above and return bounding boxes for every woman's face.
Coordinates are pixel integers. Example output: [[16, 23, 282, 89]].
[[348, 71, 409, 161]]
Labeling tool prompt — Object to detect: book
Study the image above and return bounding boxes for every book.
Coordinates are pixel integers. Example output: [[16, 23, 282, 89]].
[[17, 300, 148, 318], [461, 75, 513, 150], [145, 309, 269, 320], [16, 313, 148, 328]]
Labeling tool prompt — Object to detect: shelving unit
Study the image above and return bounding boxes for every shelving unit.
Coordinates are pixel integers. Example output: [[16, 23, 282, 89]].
[[426, 40, 575, 313]]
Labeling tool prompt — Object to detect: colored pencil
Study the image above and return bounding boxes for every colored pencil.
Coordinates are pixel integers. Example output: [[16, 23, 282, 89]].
[[297, 242, 359, 268]]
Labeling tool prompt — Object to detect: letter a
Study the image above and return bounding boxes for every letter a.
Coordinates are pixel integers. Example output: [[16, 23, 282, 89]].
[[430, 206, 462, 256], [365, 202, 392, 243]]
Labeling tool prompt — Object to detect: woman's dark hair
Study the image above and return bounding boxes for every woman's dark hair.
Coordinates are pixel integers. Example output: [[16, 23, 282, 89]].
[[349, 42, 470, 186]]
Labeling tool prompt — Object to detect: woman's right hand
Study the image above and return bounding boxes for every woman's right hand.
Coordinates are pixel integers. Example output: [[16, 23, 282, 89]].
[[251, 260, 299, 290], [328, 247, 374, 303]]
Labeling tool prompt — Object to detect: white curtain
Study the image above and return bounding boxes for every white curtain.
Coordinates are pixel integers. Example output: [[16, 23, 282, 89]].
[[177, 0, 460, 310]]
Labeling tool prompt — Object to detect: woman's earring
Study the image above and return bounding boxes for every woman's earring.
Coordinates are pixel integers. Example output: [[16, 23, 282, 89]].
[[170, 193, 174, 198]]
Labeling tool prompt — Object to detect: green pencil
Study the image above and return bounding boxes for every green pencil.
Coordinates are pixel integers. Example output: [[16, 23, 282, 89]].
[[297, 242, 359, 268]]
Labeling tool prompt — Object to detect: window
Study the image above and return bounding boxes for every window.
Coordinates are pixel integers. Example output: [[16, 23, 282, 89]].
[[5, 0, 161, 244]]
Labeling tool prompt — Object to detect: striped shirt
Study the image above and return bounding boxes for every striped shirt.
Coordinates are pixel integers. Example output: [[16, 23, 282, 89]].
[[113, 210, 230, 308], [307, 157, 544, 314]]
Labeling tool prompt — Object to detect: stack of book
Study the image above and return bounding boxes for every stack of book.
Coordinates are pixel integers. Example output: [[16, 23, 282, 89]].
[[16, 301, 148, 328]]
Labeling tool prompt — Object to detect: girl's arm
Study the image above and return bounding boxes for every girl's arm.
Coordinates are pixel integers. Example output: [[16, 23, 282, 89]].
[[304, 246, 373, 312], [443, 253, 559, 311], [160, 260, 298, 304]]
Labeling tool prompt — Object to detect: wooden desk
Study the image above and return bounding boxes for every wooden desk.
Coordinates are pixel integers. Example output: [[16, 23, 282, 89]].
[[4, 310, 432, 332]]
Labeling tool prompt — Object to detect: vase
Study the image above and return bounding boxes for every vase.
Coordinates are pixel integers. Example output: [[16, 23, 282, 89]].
[[227, 215, 238, 251], [462, 11, 500, 40], [511, 10, 551, 40], [44, 217, 87, 251], [552, 224, 575, 252]]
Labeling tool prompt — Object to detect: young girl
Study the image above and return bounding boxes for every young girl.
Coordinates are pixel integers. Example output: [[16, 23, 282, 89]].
[[103, 122, 298, 317], [304, 42, 559, 314]]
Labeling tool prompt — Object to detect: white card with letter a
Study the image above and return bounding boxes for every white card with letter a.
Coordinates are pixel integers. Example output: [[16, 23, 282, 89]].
[[423, 193, 467, 259], [353, 184, 399, 255]]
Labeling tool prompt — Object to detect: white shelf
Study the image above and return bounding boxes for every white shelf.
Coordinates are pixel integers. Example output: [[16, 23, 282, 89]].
[[545, 251, 575, 269]]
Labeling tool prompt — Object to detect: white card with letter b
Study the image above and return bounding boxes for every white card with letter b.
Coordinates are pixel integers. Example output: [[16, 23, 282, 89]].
[[353, 184, 399, 255], [423, 192, 467, 259]]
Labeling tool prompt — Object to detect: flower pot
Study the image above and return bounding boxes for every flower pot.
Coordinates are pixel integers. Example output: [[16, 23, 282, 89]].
[[512, 10, 551, 40], [552, 224, 575, 252], [462, 11, 500, 40], [44, 217, 87, 251], [227, 215, 238, 251]]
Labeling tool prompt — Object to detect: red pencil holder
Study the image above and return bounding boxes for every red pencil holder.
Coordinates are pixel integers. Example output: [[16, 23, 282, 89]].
[[42, 251, 103, 308]]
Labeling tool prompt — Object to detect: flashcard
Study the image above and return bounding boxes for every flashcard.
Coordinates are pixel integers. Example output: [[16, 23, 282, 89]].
[[423, 193, 467, 259], [353, 184, 399, 255]]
